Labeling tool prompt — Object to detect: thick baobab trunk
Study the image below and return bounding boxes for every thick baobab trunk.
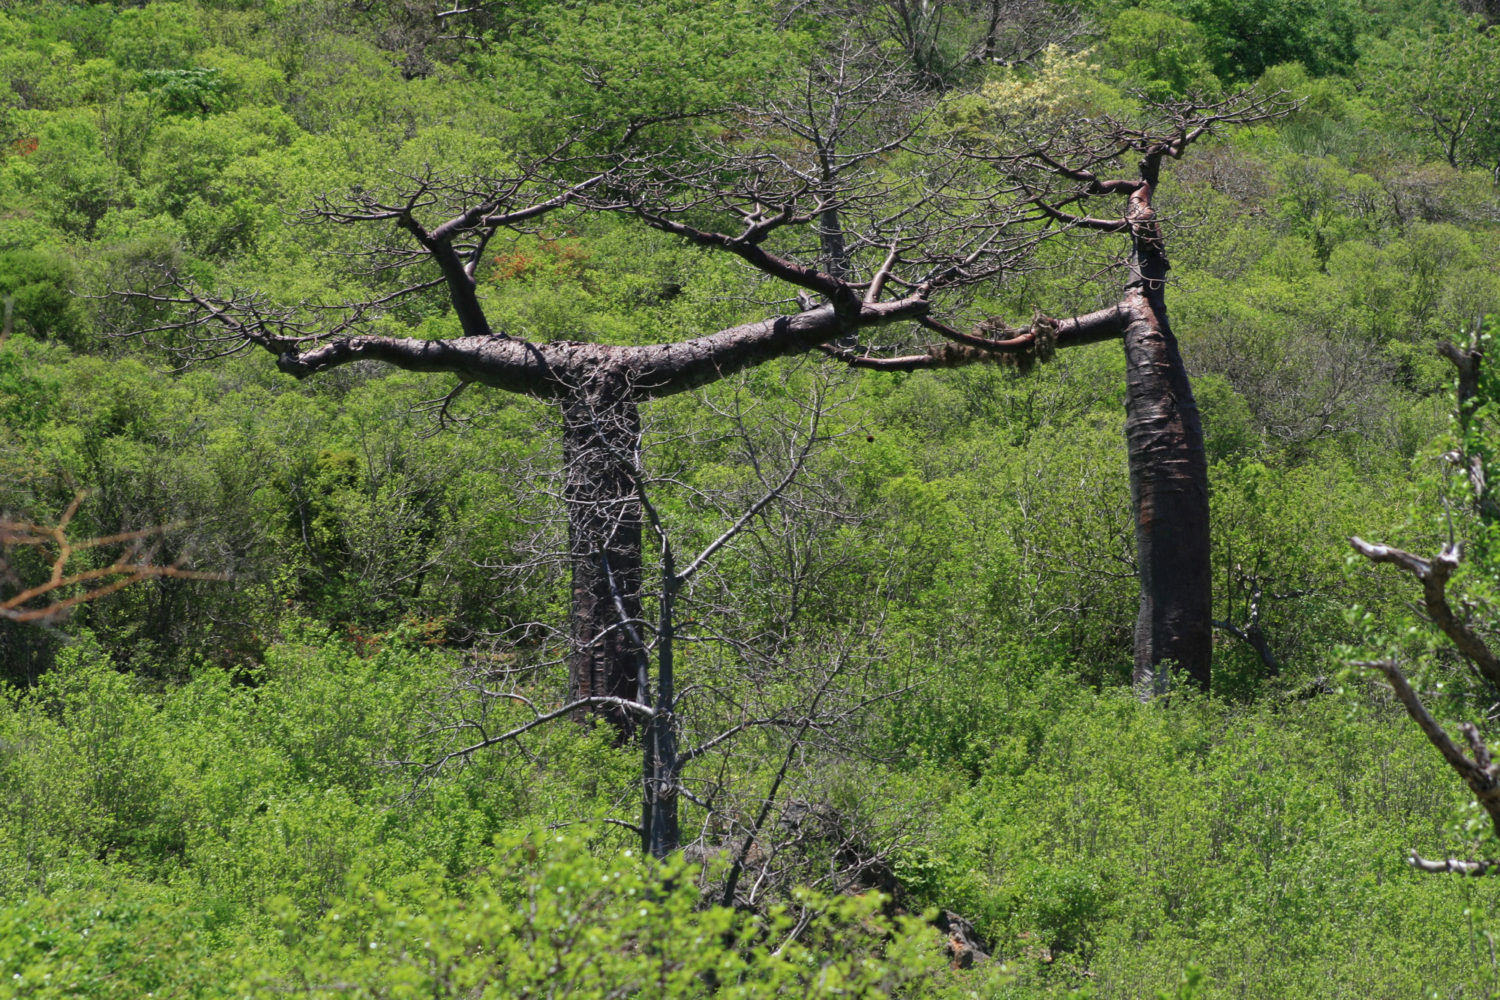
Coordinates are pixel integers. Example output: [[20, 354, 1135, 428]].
[[561, 387, 644, 739], [1122, 175, 1213, 694]]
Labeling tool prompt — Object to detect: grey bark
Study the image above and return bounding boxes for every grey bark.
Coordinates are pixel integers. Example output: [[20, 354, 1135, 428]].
[[562, 388, 643, 738]]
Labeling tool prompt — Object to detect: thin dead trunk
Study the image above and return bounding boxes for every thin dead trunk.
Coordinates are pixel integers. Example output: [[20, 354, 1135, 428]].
[[644, 551, 681, 858], [982, 0, 1003, 61], [562, 387, 644, 739], [1438, 334, 1500, 524]]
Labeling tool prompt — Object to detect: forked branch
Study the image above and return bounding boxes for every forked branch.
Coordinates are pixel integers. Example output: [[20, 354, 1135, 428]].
[[1355, 658, 1500, 874], [0, 491, 224, 624], [1349, 537, 1500, 690]]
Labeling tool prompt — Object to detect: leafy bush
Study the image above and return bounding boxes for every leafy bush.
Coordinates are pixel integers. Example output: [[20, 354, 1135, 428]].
[[0, 250, 80, 343]]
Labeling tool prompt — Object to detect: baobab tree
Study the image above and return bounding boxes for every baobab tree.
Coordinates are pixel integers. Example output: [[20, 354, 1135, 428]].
[[416, 368, 910, 860], [823, 90, 1295, 693], [120, 46, 1048, 736], [124, 24, 1293, 717]]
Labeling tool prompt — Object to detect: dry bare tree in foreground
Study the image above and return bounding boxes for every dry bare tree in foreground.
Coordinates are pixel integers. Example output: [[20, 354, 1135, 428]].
[[1349, 649, 1500, 875], [1351, 323, 1500, 875], [822, 90, 1296, 694]]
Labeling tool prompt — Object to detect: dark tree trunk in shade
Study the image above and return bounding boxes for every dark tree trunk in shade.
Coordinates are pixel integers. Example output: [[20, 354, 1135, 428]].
[[643, 550, 681, 858], [561, 388, 644, 739]]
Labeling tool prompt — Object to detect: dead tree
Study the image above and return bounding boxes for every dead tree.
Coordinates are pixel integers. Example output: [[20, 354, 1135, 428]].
[[825, 0, 1086, 87], [415, 368, 905, 860], [1350, 328, 1500, 873], [119, 54, 1040, 737], [1439, 325, 1500, 527], [1352, 656, 1500, 875], [975, 0, 1086, 67], [1212, 562, 1283, 678], [823, 92, 1295, 694]]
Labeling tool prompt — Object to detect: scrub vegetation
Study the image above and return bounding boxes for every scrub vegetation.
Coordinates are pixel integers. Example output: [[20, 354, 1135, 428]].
[[0, 0, 1498, 996]]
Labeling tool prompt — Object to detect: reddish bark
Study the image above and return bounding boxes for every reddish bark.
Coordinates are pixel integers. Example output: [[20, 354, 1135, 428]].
[[1120, 167, 1212, 693], [830, 171, 1214, 693]]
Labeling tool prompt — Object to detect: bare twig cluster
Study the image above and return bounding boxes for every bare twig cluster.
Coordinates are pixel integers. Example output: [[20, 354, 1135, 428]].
[[403, 363, 912, 867], [820, 90, 1299, 373], [1211, 561, 1311, 677], [0, 491, 224, 625]]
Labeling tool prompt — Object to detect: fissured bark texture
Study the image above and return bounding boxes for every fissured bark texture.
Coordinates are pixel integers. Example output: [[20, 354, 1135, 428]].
[[561, 388, 643, 738]]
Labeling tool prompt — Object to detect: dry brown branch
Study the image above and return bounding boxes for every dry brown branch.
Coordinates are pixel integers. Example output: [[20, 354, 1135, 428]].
[[1349, 537, 1500, 690], [0, 491, 225, 624], [1354, 658, 1500, 874]]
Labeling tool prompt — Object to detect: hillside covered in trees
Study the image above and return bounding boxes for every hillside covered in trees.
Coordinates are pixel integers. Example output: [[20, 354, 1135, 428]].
[[0, 0, 1499, 996]]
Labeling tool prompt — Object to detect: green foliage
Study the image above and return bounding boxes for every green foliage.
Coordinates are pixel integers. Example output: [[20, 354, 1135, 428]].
[[106, 2, 204, 72], [0, 643, 953, 998], [266, 829, 941, 999], [486, 0, 784, 155], [896, 676, 1484, 996], [0, 879, 236, 998], [0, 3, 1495, 997], [0, 250, 79, 342], [1097, 0, 1360, 80], [946, 47, 1134, 145], [1360, 19, 1500, 177], [1098, 8, 1221, 99], [139, 66, 231, 115], [1, 113, 128, 237]]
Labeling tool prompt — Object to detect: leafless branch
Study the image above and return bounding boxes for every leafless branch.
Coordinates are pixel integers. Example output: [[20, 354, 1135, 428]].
[[1356, 658, 1500, 874], [1408, 852, 1500, 876], [1350, 537, 1500, 690], [0, 491, 225, 624]]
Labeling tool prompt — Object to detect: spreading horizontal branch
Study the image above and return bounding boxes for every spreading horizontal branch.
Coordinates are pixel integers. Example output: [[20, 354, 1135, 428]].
[[429, 695, 656, 766], [820, 303, 1125, 372]]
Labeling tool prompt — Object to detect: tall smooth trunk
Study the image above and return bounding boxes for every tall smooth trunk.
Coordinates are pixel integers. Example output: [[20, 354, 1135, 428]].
[[1123, 177, 1212, 694], [561, 389, 643, 738]]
